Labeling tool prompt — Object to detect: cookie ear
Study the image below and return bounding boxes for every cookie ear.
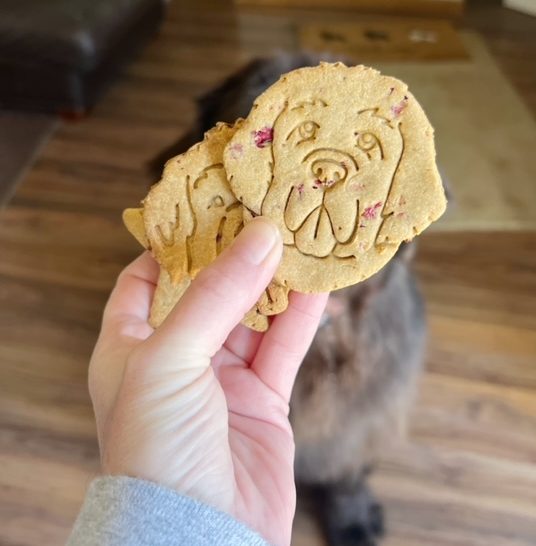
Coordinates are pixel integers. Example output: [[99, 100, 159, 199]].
[[123, 208, 149, 249], [224, 107, 278, 215], [376, 105, 447, 245], [149, 269, 190, 328]]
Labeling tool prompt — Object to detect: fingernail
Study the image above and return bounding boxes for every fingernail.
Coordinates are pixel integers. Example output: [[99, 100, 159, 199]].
[[234, 217, 281, 265]]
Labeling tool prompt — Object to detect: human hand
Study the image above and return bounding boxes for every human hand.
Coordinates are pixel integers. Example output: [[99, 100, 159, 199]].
[[89, 217, 328, 546]]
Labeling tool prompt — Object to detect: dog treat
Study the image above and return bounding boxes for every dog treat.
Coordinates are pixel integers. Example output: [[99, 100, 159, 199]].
[[143, 123, 241, 281], [224, 62, 446, 292], [123, 122, 289, 331], [124, 62, 445, 331]]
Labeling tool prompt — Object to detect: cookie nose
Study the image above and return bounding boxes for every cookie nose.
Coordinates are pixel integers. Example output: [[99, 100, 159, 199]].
[[311, 159, 348, 185]]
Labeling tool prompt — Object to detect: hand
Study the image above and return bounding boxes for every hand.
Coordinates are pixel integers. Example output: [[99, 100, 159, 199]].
[[89, 217, 328, 546]]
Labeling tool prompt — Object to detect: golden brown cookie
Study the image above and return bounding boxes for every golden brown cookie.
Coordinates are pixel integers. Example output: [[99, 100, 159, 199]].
[[224, 62, 446, 292], [123, 122, 289, 331], [143, 123, 241, 284], [149, 269, 191, 328], [122, 208, 148, 249]]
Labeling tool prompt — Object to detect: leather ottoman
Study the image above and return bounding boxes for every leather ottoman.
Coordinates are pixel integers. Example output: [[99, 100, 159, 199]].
[[0, 0, 165, 114]]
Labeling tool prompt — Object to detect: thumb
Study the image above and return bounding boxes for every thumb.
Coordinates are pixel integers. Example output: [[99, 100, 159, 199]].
[[145, 216, 282, 361]]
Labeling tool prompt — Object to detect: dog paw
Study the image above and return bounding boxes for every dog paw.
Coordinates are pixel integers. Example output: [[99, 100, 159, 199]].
[[326, 502, 384, 546], [328, 526, 377, 546], [311, 477, 385, 546]]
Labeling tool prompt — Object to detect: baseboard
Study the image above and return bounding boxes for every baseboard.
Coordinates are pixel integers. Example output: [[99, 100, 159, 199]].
[[234, 0, 464, 18]]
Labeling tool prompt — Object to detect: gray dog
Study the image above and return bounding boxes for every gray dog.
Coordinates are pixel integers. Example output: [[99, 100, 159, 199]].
[[151, 54, 426, 546]]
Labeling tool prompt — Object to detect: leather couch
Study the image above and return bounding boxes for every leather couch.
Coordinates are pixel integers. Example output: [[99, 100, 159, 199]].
[[0, 0, 166, 113]]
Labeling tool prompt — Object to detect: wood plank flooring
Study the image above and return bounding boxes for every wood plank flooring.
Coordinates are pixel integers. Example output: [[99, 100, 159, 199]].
[[1, 1, 535, 545]]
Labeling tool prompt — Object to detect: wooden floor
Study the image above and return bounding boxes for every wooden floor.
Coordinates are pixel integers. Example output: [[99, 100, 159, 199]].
[[1, 1, 535, 545]]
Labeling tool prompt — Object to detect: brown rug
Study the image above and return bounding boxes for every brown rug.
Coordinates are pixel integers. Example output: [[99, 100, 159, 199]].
[[0, 111, 58, 209]]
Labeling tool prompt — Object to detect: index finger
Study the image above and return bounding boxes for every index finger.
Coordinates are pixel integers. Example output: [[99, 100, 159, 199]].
[[102, 251, 159, 331], [251, 291, 328, 403]]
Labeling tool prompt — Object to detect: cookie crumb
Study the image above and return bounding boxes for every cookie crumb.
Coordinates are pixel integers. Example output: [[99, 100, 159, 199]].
[[229, 143, 244, 159], [350, 182, 365, 191], [253, 126, 274, 148], [391, 97, 409, 117], [362, 201, 383, 220], [313, 178, 336, 189]]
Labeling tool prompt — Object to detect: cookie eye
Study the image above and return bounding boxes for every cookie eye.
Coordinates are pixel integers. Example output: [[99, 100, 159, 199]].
[[208, 195, 225, 209], [355, 132, 383, 159], [288, 120, 319, 144]]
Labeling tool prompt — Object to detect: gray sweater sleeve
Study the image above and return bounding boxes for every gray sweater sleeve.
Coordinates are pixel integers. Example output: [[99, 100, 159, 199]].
[[68, 476, 271, 546]]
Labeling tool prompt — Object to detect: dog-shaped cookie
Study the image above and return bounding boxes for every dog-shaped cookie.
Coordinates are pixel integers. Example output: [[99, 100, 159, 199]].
[[224, 63, 446, 292], [124, 122, 289, 331]]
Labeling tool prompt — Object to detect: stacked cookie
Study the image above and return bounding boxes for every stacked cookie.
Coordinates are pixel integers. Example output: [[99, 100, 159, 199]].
[[123, 62, 446, 331]]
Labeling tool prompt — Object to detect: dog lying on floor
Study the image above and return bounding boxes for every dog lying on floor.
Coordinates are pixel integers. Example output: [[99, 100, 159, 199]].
[[150, 54, 426, 546]]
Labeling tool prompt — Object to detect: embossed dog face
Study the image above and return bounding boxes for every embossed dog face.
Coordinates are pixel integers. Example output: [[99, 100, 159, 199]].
[[187, 164, 243, 275], [265, 103, 404, 258], [124, 122, 289, 331], [142, 130, 233, 285], [224, 63, 447, 292]]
